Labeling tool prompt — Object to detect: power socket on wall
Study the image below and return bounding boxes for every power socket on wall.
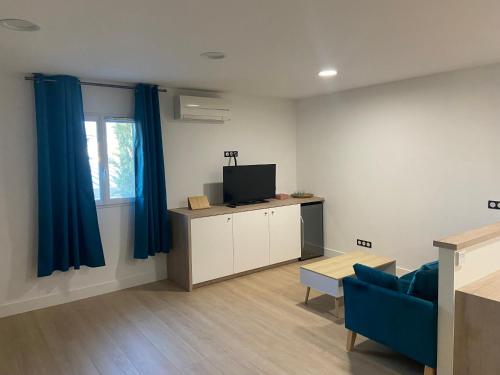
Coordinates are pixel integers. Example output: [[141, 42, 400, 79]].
[[488, 200, 500, 210], [357, 239, 372, 249], [224, 151, 239, 157]]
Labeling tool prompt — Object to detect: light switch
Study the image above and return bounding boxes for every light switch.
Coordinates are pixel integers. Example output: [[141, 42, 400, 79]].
[[455, 251, 466, 267]]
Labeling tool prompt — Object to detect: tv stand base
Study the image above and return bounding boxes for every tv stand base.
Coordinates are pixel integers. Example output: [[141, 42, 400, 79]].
[[226, 199, 269, 208]]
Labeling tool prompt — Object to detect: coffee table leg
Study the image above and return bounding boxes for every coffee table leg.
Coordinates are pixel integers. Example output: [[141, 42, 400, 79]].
[[334, 297, 341, 318], [304, 287, 311, 304]]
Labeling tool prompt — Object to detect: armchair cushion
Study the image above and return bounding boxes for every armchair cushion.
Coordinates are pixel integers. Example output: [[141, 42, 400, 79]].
[[353, 263, 400, 291], [422, 260, 439, 271], [399, 270, 417, 294], [407, 267, 438, 302]]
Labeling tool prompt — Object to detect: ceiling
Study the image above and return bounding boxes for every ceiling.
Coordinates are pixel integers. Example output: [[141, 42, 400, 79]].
[[2, 0, 500, 98]]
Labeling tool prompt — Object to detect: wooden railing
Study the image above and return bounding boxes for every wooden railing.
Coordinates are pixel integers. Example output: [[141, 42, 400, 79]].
[[434, 221, 500, 375], [434, 221, 500, 251]]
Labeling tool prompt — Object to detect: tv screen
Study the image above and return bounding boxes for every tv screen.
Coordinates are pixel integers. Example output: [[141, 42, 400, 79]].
[[223, 164, 276, 205]]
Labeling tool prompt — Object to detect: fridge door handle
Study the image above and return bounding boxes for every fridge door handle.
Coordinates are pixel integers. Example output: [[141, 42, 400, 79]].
[[300, 216, 305, 250]]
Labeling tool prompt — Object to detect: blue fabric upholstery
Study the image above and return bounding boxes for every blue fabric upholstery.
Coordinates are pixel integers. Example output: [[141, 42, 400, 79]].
[[353, 263, 400, 291], [399, 270, 418, 294], [408, 265, 439, 302], [422, 260, 439, 271], [344, 273, 438, 368], [34, 74, 105, 277]]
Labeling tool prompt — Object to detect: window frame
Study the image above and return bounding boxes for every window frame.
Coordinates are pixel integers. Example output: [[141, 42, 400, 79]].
[[85, 113, 136, 208]]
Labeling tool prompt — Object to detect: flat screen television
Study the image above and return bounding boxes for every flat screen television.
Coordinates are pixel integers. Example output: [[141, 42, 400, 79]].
[[223, 164, 276, 206]]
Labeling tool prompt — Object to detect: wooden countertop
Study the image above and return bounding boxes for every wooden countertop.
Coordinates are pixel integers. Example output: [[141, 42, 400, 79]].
[[457, 269, 500, 303], [169, 196, 324, 219], [433, 221, 500, 251], [300, 250, 395, 280]]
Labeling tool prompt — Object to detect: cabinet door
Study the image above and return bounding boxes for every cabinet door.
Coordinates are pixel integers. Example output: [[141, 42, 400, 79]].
[[191, 214, 234, 284], [269, 204, 301, 264], [233, 209, 270, 273]]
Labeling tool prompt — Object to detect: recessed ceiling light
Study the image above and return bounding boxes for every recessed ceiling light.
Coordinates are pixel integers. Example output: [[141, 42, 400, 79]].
[[201, 51, 226, 60], [0, 18, 40, 31], [186, 104, 199, 107], [318, 69, 338, 78]]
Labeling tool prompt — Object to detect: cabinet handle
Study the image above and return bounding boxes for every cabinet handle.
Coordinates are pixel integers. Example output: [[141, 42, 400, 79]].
[[300, 216, 305, 250], [271, 211, 275, 215], [264, 212, 268, 215], [227, 217, 231, 221]]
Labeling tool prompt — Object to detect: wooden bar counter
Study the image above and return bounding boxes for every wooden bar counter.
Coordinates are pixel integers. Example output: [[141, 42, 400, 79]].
[[454, 270, 500, 374]]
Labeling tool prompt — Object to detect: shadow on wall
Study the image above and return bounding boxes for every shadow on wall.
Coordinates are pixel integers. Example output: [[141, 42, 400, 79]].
[[203, 182, 223, 205]]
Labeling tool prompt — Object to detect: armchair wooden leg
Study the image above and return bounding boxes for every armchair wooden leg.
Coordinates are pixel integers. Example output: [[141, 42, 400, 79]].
[[346, 330, 357, 352], [423, 366, 436, 375], [304, 287, 311, 304]]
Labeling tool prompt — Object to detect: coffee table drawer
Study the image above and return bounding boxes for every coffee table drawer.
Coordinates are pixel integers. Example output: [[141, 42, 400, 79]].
[[300, 268, 341, 297]]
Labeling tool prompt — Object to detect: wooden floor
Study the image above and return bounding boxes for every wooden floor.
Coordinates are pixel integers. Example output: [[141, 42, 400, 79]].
[[0, 261, 423, 375]]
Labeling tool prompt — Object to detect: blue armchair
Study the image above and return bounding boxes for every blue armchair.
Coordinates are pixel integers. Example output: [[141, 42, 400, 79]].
[[343, 263, 438, 375]]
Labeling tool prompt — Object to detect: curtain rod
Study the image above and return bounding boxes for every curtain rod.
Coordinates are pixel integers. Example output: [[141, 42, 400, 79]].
[[24, 76, 167, 93]]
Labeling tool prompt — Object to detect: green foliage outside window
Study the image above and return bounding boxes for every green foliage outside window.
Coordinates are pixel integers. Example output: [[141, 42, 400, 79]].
[[109, 122, 135, 198]]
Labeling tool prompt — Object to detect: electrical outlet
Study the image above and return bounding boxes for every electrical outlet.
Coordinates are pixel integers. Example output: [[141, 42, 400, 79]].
[[224, 151, 239, 157], [488, 200, 500, 210], [357, 239, 372, 248]]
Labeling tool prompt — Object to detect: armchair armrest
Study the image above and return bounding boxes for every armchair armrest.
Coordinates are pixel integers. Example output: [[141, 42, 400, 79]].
[[344, 276, 437, 368]]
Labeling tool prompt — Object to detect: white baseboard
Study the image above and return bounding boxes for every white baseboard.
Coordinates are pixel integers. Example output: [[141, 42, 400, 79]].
[[323, 247, 345, 258], [323, 247, 412, 275], [0, 270, 167, 318]]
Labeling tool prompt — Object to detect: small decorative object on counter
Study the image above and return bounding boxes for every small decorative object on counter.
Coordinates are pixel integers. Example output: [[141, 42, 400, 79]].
[[291, 191, 314, 198], [275, 193, 290, 200], [188, 195, 211, 210]]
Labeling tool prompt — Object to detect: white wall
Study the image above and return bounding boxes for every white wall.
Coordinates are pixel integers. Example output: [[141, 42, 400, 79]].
[[296, 64, 500, 270], [160, 90, 297, 208], [0, 70, 297, 317], [0, 74, 167, 318]]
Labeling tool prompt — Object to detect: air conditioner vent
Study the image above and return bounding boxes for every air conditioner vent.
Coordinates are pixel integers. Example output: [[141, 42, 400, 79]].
[[174, 95, 231, 123]]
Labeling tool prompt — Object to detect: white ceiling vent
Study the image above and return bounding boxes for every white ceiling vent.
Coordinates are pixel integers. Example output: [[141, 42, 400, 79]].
[[174, 95, 231, 123]]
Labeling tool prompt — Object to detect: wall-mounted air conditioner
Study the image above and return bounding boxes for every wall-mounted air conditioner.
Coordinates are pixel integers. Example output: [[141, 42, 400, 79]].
[[174, 95, 231, 123]]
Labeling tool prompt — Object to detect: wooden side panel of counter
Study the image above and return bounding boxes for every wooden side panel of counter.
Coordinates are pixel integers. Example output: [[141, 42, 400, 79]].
[[167, 212, 192, 291], [454, 271, 500, 374]]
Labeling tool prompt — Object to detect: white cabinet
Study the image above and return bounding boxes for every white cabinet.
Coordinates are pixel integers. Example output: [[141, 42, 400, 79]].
[[172, 202, 308, 289], [233, 209, 270, 273], [191, 214, 234, 284], [269, 205, 301, 264]]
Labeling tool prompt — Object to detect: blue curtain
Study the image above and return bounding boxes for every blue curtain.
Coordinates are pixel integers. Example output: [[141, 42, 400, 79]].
[[34, 74, 105, 277], [134, 84, 170, 259]]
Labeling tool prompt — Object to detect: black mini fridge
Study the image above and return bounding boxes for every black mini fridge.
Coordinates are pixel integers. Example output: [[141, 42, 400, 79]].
[[300, 202, 324, 260]]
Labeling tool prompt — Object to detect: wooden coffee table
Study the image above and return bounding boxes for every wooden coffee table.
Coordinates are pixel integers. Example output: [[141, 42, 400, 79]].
[[300, 251, 396, 317]]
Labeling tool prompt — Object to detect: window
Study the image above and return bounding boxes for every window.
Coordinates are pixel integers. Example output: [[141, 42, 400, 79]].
[[84, 115, 135, 205], [84, 119, 101, 201]]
